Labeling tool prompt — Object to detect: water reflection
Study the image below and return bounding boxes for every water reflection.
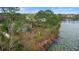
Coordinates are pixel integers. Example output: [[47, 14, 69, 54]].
[[49, 20, 79, 51], [63, 20, 79, 24]]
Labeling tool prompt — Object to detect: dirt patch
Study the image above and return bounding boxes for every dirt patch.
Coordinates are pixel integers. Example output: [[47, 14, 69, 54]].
[[17, 27, 58, 51]]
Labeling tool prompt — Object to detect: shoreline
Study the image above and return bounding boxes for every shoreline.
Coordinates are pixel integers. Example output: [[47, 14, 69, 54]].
[[18, 28, 59, 51]]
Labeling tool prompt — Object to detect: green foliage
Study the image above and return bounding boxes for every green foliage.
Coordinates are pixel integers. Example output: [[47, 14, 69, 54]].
[[43, 44, 49, 49], [73, 15, 79, 20], [0, 7, 20, 51], [27, 26, 32, 32], [0, 19, 8, 32], [13, 14, 26, 32], [0, 8, 61, 51], [0, 31, 9, 50], [35, 10, 54, 19], [14, 43, 23, 51], [34, 10, 61, 27]]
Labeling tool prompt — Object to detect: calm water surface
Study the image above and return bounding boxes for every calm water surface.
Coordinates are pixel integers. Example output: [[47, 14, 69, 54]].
[[49, 21, 79, 51]]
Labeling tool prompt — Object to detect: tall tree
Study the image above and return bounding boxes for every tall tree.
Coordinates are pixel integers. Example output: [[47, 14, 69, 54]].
[[0, 7, 20, 50], [34, 10, 60, 27]]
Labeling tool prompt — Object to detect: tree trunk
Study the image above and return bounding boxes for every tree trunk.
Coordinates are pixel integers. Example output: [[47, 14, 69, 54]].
[[8, 15, 14, 50]]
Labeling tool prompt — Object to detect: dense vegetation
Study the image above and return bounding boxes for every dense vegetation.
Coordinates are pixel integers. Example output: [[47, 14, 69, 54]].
[[0, 7, 61, 51], [72, 15, 79, 20], [58, 14, 79, 21]]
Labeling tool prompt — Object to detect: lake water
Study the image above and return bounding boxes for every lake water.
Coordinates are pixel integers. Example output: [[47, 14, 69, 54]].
[[48, 21, 79, 51]]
